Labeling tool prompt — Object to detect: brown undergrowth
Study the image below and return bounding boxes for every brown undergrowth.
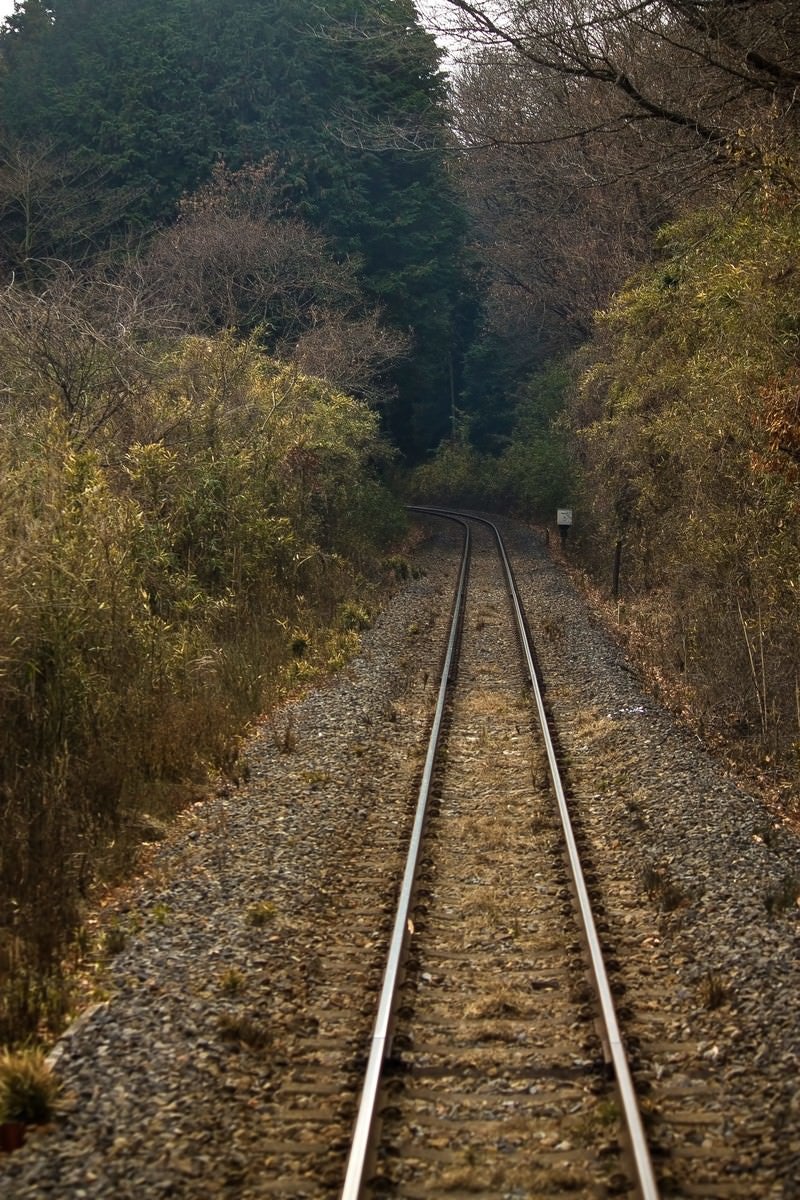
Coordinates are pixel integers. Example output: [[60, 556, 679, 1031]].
[[552, 540, 800, 837], [0, 333, 406, 1047]]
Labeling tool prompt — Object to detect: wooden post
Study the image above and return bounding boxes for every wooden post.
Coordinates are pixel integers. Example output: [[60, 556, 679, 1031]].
[[611, 538, 623, 599]]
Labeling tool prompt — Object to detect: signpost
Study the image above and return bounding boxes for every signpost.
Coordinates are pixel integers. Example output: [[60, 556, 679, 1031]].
[[556, 508, 573, 544]]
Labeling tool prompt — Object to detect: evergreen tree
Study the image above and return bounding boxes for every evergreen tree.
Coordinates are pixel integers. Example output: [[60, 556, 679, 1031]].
[[0, 0, 472, 455]]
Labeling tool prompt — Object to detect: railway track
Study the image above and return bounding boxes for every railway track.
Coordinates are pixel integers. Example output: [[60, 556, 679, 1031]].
[[341, 511, 658, 1198], [5, 510, 795, 1200]]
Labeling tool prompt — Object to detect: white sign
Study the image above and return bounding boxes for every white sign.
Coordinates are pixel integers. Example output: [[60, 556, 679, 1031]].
[[556, 509, 573, 526]]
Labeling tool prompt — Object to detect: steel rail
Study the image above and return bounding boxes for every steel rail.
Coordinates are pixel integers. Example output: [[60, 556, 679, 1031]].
[[341, 507, 660, 1200], [340, 514, 471, 1200], [415, 507, 661, 1200]]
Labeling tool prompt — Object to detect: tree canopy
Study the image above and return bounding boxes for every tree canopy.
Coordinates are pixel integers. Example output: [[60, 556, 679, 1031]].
[[0, 0, 472, 455]]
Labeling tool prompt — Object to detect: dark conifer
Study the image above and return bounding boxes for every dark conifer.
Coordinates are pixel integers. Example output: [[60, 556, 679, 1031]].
[[0, 0, 472, 455]]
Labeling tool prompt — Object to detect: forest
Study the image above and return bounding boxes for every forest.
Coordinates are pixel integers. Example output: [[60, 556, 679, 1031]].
[[0, 0, 798, 1039]]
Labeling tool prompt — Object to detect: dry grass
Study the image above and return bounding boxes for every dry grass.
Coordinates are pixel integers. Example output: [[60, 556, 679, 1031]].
[[764, 874, 800, 916], [437, 1159, 591, 1194], [641, 864, 687, 913], [246, 902, 277, 928], [463, 988, 528, 1020], [569, 707, 618, 746], [0, 334, 404, 1044], [217, 1012, 271, 1050], [454, 812, 504, 850], [699, 972, 728, 1010], [0, 1049, 60, 1124], [463, 688, 521, 721], [459, 885, 505, 922], [564, 552, 800, 831]]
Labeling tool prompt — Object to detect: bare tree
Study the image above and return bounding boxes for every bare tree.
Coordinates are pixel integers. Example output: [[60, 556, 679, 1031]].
[[0, 263, 173, 446], [0, 138, 143, 278], [428, 0, 800, 373], [292, 309, 407, 403], [143, 161, 360, 337], [432, 0, 800, 189], [142, 160, 407, 401], [452, 46, 679, 363]]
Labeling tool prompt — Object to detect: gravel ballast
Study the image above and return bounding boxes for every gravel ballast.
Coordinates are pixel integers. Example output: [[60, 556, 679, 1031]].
[[502, 517, 800, 1197], [1, 515, 798, 1198]]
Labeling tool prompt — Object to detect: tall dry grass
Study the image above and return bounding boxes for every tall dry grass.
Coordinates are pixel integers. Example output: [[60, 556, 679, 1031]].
[[0, 331, 403, 1042]]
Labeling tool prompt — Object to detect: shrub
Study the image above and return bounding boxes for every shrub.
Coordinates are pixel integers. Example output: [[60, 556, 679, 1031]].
[[0, 1049, 59, 1124], [407, 436, 500, 508], [0, 331, 403, 1042], [572, 197, 800, 775], [406, 362, 575, 522], [495, 362, 576, 519]]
